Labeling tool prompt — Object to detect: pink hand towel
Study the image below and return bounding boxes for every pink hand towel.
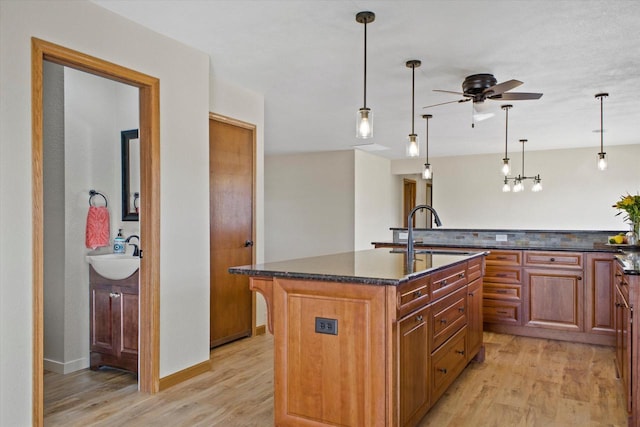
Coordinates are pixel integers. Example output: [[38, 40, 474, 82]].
[[85, 206, 110, 249]]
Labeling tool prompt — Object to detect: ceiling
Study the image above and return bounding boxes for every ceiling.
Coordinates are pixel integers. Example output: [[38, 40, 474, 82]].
[[93, 0, 640, 159]]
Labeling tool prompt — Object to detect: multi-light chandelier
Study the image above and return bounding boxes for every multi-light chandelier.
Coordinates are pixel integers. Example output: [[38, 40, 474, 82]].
[[500, 105, 542, 193], [355, 11, 375, 139]]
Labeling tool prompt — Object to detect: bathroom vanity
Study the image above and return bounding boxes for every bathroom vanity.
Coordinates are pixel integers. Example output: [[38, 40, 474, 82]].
[[89, 265, 139, 374], [230, 248, 486, 427]]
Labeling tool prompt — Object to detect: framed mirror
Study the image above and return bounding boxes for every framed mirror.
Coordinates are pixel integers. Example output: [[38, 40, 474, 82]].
[[121, 129, 140, 221]]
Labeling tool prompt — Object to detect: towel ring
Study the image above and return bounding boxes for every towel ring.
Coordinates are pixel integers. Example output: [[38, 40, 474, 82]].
[[89, 190, 108, 207]]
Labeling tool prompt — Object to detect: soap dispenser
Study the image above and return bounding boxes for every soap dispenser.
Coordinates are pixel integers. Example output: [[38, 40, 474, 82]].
[[113, 229, 126, 254]]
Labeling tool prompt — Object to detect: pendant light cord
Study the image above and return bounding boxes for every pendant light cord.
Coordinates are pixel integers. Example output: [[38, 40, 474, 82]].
[[411, 64, 415, 134], [363, 20, 367, 108], [600, 94, 604, 152]]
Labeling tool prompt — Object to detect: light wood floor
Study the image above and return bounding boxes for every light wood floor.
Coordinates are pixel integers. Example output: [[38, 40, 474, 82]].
[[44, 332, 627, 426]]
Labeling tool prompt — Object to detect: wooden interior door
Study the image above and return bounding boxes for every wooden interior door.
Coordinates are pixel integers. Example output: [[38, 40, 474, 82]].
[[403, 179, 417, 227], [209, 114, 255, 348]]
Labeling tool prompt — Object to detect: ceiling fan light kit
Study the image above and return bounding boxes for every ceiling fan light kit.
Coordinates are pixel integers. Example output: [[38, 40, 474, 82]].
[[355, 11, 375, 139], [406, 59, 421, 157], [595, 92, 609, 171], [425, 73, 543, 127]]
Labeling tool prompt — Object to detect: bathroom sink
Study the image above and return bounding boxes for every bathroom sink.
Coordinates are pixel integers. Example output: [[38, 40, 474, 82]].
[[85, 254, 140, 280]]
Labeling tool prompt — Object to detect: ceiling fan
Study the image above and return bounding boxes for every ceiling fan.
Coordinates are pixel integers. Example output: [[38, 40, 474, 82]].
[[424, 73, 543, 109]]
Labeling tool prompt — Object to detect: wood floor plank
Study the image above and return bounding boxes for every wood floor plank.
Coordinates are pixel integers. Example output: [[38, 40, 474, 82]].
[[44, 332, 627, 426]]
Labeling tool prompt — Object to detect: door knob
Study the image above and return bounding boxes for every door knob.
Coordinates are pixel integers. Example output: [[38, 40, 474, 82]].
[[244, 240, 254, 247]]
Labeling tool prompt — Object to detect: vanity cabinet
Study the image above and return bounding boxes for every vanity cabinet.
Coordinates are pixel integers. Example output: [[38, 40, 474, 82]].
[[89, 266, 139, 374]]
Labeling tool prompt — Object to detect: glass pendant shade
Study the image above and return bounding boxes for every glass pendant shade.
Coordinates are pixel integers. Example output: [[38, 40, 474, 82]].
[[501, 159, 510, 175], [597, 152, 607, 171], [406, 134, 419, 157], [423, 163, 432, 180], [502, 179, 511, 192], [532, 177, 543, 192], [513, 179, 524, 193], [356, 108, 373, 138]]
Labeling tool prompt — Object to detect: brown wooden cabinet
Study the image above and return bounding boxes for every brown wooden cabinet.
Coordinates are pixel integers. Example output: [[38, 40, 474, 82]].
[[482, 250, 523, 325], [614, 262, 632, 417], [89, 266, 139, 374], [399, 306, 430, 427], [586, 252, 616, 335], [247, 253, 486, 427]]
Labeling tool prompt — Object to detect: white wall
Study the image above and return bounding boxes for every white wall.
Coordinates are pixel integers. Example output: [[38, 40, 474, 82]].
[[354, 150, 401, 250], [0, 1, 210, 424], [391, 144, 640, 230], [265, 151, 355, 262], [209, 77, 267, 326]]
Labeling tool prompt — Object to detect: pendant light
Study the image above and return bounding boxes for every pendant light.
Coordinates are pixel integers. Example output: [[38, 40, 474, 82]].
[[355, 11, 375, 139], [422, 114, 432, 179], [503, 139, 543, 192], [406, 60, 421, 157], [501, 104, 512, 175], [595, 92, 608, 171]]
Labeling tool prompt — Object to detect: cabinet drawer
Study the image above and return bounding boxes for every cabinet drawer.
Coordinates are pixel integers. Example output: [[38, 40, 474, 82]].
[[524, 251, 583, 269], [430, 262, 467, 301], [431, 326, 467, 402], [486, 250, 522, 266], [430, 286, 467, 350], [467, 256, 483, 282], [484, 266, 521, 284], [483, 300, 521, 324], [398, 275, 431, 317], [484, 283, 521, 301]]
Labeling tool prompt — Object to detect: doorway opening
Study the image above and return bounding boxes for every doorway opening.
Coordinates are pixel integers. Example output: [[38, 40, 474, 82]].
[[32, 38, 160, 426]]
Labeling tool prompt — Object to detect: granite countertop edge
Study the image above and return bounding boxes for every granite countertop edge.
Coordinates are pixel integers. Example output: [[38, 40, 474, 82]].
[[229, 251, 486, 286], [372, 241, 619, 253]]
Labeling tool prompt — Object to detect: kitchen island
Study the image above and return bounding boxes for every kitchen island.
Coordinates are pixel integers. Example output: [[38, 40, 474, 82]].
[[230, 248, 486, 427]]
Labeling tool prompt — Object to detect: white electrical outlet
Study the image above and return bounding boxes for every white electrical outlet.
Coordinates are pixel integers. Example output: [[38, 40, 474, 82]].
[[399, 232, 408, 240], [496, 234, 508, 242]]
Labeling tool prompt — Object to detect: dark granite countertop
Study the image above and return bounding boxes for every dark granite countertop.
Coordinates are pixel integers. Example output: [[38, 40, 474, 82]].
[[373, 241, 619, 253], [229, 248, 486, 286]]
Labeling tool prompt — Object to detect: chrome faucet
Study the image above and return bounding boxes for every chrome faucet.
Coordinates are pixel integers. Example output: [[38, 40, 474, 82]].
[[125, 234, 140, 257], [407, 205, 442, 271]]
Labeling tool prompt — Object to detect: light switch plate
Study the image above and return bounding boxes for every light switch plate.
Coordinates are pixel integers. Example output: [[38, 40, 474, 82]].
[[496, 234, 508, 242]]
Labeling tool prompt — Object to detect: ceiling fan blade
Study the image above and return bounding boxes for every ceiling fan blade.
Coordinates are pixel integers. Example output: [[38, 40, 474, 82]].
[[433, 89, 465, 96], [423, 98, 471, 108], [483, 79, 523, 96], [489, 92, 543, 100]]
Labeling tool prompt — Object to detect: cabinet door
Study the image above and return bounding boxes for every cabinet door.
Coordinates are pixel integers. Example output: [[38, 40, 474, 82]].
[[585, 253, 615, 335], [90, 284, 116, 357], [524, 268, 584, 331], [399, 306, 430, 427], [615, 283, 632, 414], [119, 285, 139, 362], [466, 278, 483, 360]]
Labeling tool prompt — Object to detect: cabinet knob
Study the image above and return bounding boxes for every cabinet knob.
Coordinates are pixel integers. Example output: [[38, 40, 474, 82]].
[[456, 350, 465, 356], [550, 257, 555, 262], [416, 315, 423, 322], [438, 368, 448, 374], [440, 318, 448, 324], [413, 290, 422, 298], [109, 292, 121, 298], [458, 272, 465, 279], [458, 307, 465, 313], [244, 240, 254, 247]]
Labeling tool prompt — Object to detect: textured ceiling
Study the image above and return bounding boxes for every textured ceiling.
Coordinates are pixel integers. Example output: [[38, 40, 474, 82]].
[[93, 0, 640, 159]]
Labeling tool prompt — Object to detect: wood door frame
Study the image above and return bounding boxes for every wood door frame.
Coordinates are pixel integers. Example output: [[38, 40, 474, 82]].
[[208, 112, 257, 337], [403, 179, 417, 228], [31, 38, 161, 425]]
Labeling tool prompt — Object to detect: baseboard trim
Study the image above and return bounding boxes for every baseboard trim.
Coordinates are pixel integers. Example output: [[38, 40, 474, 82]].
[[256, 324, 266, 335], [43, 357, 89, 374], [159, 359, 211, 391]]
